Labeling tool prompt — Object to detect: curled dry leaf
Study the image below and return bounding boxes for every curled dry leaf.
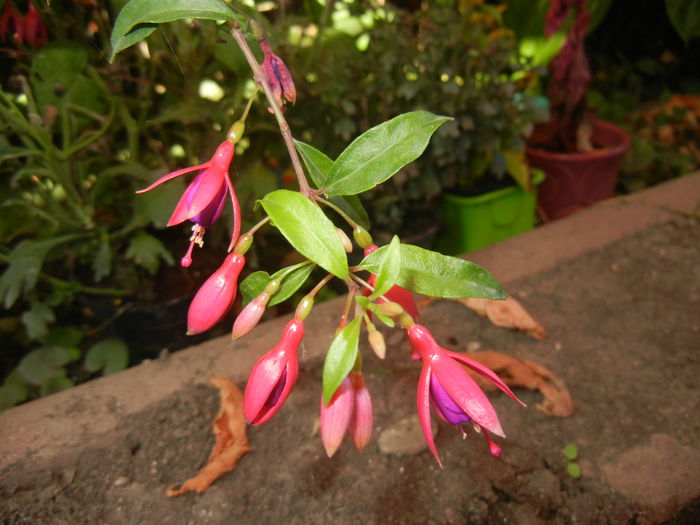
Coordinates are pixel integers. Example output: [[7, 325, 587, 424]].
[[462, 351, 573, 417], [167, 376, 252, 496]]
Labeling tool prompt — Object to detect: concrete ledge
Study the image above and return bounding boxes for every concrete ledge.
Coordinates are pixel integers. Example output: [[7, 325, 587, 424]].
[[1, 172, 699, 474]]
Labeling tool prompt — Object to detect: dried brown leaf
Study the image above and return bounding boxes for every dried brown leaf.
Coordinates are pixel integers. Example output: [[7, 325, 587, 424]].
[[458, 296, 547, 340], [167, 376, 252, 496], [462, 351, 573, 417]]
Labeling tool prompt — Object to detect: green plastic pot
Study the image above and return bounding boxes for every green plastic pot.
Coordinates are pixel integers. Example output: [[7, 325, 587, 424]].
[[434, 170, 545, 255]]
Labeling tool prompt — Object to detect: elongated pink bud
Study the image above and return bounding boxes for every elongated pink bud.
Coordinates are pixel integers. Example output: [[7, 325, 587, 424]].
[[244, 318, 304, 425], [232, 293, 268, 340], [320, 377, 354, 458], [349, 372, 373, 452], [187, 252, 245, 335]]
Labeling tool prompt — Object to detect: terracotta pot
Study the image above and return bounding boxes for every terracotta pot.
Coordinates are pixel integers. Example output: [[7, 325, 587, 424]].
[[525, 120, 630, 221]]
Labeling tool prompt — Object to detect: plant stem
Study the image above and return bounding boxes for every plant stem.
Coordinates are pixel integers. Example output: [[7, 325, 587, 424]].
[[316, 197, 360, 230], [229, 25, 312, 198]]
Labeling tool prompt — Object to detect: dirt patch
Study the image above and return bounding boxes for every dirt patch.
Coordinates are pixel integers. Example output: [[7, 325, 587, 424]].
[[2, 216, 699, 524]]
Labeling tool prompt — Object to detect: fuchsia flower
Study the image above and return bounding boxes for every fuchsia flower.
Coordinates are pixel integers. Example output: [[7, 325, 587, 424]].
[[363, 244, 420, 319], [407, 323, 525, 467], [259, 37, 296, 108], [187, 252, 246, 335], [0, 1, 23, 45], [137, 140, 240, 267], [320, 371, 373, 457], [244, 318, 304, 425], [23, 3, 47, 47]]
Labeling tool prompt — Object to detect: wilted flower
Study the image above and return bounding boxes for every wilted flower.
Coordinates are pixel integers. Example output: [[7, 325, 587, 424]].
[[137, 140, 240, 267], [259, 37, 296, 108], [23, 3, 47, 47], [244, 318, 304, 425], [187, 252, 246, 335], [0, 1, 23, 45], [407, 323, 525, 466]]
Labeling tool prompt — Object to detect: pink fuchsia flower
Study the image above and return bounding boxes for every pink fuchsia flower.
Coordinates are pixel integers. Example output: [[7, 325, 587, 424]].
[[137, 140, 240, 267], [244, 318, 304, 425], [363, 244, 420, 320], [0, 1, 23, 45], [319, 371, 374, 457], [187, 252, 246, 335], [407, 323, 525, 467], [23, 3, 47, 47], [259, 37, 296, 108]]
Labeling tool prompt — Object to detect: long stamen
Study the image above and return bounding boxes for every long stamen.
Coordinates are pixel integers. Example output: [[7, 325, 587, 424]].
[[181, 224, 206, 267]]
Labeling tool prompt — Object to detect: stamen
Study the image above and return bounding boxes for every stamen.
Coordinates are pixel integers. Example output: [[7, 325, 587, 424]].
[[483, 431, 502, 457], [180, 224, 206, 267], [459, 425, 468, 440]]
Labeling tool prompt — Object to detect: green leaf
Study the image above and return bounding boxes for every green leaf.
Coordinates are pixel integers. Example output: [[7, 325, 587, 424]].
[[260, 190, 348, 278], [110, 0, 243, 61], [563, 443, 579, 461], [0, 234, 83, 308], [41, 373, 75, 396], [0, 145, 37, 161], [360, 244, 505, 300], [18, 346, 73, 385], [324, 111, 451, 195], [21, 303, 55, 340], [567, 462, 582, 479], [93, 241, 113, 282], [126, 230, 174, 274], [370, 235, 401, 300], [44, 326, 84, 348], [0, 381, 30, 410], [85, 338, 129, 375], [295, 140, 370, 229], [322, 317, 361, 404], [665, 0, 700, 44], [239, 263, 315, 307]]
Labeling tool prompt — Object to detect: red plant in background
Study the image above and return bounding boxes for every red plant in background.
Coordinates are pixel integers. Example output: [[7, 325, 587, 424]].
[[544, 0, 592, 153], [0, 1, 24, 45], [23, 2, 47, 47]]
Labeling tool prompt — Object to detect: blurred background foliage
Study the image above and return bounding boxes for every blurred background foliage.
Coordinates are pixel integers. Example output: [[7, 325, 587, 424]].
[[1, 0, 698, 407]]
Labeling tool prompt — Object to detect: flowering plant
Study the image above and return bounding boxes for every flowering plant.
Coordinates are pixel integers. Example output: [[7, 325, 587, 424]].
[[110, 0, 524, 466]]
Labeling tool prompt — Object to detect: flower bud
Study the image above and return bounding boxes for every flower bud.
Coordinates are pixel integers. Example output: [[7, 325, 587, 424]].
[[320, 377, 354, 457], [377, 301, 404, 317], [368, 328, 386, 359], [231, 292, 270, 340], [187, 253, 245, 335], [354, 226, 373, 249], [349, 372, 373, 452], [295, 295, 314, 321], [336, 228, 353, 253]]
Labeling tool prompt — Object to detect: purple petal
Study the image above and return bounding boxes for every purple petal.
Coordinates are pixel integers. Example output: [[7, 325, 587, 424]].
[[430, 374, 472, 425]]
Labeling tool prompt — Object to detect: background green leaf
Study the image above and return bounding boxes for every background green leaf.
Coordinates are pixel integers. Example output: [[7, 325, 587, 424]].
[[360, 244, 505, 300], [324, 111, 451, 195], [665, 0, 700, 44], [322, 317, 360, 404], [84, 338, 129, 376], [260, 190, 348, 278], [110, 0, 243, 61]]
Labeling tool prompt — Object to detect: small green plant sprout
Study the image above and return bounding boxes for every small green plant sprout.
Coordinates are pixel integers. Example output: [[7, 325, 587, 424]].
[[563, 443, 582, 478]]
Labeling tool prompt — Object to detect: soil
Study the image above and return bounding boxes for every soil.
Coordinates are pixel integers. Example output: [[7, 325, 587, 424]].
[[1, 216, 699, 525]]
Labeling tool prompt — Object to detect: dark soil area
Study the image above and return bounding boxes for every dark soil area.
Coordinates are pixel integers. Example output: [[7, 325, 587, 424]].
[[2, 216, 699, 524]]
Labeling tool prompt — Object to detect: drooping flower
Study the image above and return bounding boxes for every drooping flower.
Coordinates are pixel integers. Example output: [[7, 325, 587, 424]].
[[259, 37, 296, 108], [0, 1, 23, 45], [363, 244, 420, 320], [23, 3, 47, 47], [319, 371, 374, 457], [244, 318, 304, 425], [137, 140, 240, 267], [187, 252, 246, 335], [407, 323, 525, 466]]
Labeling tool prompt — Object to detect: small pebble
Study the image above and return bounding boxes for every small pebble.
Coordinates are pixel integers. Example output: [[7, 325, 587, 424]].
[[378, 414, 437, 456], [114, 476, 129, 487], [467, 341, 482, 351]]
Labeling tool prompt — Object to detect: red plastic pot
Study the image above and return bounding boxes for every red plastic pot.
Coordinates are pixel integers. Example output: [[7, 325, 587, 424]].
[[525, 120, 630, 221]]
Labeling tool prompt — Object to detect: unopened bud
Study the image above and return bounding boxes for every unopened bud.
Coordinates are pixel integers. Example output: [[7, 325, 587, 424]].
[[398, 312, 415, 329], [353, 226, 373, 249], [377, 301, 404, 317], [368, 329, 386, 359], [295, 295, 314, 321], [232, 293, 269, 340], [336, 228, 353, 253], [264, 278, 281, 296]]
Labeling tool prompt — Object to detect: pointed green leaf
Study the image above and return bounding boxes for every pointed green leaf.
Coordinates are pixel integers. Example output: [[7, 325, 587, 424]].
[[18, 346, 73, 385], [360, 244, 505, 300], [260, 190, 348, 278], [324, 111, 451, 195], [322, 317, 361, 405], [85, 338, 129, 375], [666, 0, 700, 45], [370, 235, 401, 300], [110, 0, 243, 61], [295, 140, 370, 229], [240, 263, 315, 307]]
